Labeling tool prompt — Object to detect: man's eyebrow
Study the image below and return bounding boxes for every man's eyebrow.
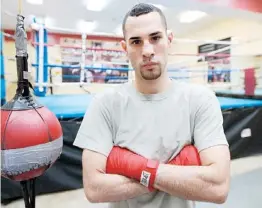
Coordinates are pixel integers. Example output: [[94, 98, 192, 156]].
[[129, 36, 140, 41], [149, 31, 162, 36], [129, 32, 163, 41]]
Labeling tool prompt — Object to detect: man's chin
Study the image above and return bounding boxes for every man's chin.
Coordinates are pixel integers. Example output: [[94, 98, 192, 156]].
[[141, 72, 161, 81]]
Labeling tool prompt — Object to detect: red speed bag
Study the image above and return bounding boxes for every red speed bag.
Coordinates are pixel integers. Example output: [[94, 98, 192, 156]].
[[1, 94, 63, 181]]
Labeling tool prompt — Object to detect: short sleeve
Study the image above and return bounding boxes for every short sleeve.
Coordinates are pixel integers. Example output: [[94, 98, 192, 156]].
[[73, 97, 113, 157], [193, 89, 229, 152]]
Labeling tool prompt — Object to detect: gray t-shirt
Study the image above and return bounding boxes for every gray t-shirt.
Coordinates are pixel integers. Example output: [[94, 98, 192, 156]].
[[73, 80, 228, 208]]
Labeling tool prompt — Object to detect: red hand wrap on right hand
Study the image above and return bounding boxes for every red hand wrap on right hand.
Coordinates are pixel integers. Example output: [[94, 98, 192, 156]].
[[168, 145, 201, 166], [106, 146, 159, 191]]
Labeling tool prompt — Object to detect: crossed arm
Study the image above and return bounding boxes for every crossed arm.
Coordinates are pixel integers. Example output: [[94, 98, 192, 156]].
[[154, 145, 230, 203], [82, 144, 230, 204], [82, 149, 149, 203]]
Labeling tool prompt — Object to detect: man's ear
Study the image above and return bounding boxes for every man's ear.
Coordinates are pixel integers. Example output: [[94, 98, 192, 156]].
[[121, 40, 127, 52], [167, 29, 174, 46]]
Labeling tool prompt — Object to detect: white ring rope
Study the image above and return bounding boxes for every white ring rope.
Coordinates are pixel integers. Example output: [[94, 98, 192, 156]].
[[2, 32, 15, 39], [169, 35, 262, 68]]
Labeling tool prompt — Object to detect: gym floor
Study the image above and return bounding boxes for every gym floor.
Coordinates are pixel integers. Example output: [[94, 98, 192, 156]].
[[3, 154, 262, 208]]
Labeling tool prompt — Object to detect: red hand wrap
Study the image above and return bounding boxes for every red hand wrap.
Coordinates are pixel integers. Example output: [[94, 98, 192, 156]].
[[168, 145, 201, 166], [106, 146, 159, 190]]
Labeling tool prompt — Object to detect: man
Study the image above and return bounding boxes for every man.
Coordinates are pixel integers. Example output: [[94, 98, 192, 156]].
[[73, 3, 230, 208]]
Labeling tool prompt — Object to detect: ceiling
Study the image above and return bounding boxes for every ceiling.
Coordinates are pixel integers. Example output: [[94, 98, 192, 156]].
[[2, 0, 262, 37]]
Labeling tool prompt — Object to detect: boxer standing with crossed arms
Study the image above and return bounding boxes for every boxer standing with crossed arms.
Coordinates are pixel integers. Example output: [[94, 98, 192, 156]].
[[74, 3, 230, 208]]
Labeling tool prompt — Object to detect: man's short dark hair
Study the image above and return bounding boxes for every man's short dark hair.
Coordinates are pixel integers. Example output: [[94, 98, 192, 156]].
[[122, 3, 167, 37]]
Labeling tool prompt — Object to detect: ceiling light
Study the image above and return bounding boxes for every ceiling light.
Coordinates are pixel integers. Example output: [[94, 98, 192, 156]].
[[178, 10, 207, 23], [27, 0, 43, 5], [85, 0, 109, 11], [76, 20, 97, 33]]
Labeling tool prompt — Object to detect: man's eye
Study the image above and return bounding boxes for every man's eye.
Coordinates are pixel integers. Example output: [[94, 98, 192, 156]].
[[152, 36, 161, 41], [132, 40, 141, 45]]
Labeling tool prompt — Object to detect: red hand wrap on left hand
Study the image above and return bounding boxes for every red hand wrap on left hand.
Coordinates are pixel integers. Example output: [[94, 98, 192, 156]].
[[106, 146, 159, 191], [168, 145, 201, 166]]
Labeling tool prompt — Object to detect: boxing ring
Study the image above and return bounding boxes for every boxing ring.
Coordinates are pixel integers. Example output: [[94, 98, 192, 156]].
[[1, 14, 262, 206], [35, 94, 262, 119]]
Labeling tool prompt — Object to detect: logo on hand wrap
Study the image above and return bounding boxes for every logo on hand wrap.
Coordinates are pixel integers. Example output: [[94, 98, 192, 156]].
[[140, 171, 151, 187]]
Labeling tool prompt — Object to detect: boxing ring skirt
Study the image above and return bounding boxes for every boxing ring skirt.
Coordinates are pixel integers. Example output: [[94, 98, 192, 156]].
[[2, 93, 262, 205]]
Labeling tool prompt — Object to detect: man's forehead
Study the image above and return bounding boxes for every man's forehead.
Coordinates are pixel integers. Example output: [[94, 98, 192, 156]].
[[124, 12, 165, 38]]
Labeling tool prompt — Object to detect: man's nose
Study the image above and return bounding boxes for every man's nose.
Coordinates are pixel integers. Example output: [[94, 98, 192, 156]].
[[142, 42, 154, 58]]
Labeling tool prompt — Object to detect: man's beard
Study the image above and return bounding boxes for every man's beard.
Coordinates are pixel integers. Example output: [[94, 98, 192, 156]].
[[140, 68, 162, 80]]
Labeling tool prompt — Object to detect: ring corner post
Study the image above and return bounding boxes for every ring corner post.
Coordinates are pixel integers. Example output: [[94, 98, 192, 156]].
[[43, 27, 48, 95], [33, 28, 40, 96], [0, 31, 6, 106], [33, 25, 48, 97]]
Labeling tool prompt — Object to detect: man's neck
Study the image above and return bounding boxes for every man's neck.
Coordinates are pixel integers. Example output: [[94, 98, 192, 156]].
[[134, 75, 172, 94]]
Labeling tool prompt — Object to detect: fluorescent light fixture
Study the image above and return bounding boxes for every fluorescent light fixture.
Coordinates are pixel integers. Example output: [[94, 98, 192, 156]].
[[178, 10, 207, 23], [85, 0, 109, 11], [27, 0, 43, 5], [76, 20, 97, 33]]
